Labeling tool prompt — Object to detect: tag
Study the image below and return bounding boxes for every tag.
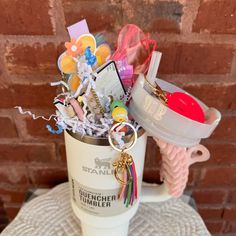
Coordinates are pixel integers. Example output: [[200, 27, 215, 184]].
[[54, 99, 75, 118], [166, 92, 204, 123], [67, 19, 90, 40], [95, 61, 126, 100]]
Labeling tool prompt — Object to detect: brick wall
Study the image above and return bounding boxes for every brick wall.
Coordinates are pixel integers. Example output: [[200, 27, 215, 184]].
[[0, 0, 235, 235]]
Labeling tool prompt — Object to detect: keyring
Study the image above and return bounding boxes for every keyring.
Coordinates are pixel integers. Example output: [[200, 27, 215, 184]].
[[144, 75, 168, 105], [113, 151, 134, 185], [108, 122, 138, 152], [109, 122, 139, 207]]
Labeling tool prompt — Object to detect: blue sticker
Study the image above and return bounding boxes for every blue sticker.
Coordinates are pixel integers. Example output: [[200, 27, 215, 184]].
[[46, 124, 63, 134], [84, 46, 97, 66]]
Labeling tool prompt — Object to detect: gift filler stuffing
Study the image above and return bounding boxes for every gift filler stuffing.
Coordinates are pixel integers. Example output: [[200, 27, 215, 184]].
[[16, 20, 206, 207]]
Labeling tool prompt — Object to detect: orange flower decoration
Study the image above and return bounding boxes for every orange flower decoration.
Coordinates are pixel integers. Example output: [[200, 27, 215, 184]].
[[65, 38, 83, 57]]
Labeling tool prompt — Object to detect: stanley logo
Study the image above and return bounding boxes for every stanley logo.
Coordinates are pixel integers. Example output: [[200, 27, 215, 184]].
[[95, 157, 111, 169], [82, 157, 114, 175]]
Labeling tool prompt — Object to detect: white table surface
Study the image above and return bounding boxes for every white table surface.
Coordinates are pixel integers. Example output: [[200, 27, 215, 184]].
[[1, 183, 210, 236]]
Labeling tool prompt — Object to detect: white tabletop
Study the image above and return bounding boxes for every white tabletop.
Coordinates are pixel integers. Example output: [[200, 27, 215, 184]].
[[1, 183, 210, 236]]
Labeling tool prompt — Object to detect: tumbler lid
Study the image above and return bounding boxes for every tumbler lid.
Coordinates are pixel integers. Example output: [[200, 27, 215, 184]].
[[129, 74, 221, 147]]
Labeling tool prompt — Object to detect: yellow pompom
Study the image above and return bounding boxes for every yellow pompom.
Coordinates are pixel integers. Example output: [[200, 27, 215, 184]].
[[60, 54, 77, 74], [95, 44, 111, 66], [68, 74, 81, 92], [112, 107, 128, 122]]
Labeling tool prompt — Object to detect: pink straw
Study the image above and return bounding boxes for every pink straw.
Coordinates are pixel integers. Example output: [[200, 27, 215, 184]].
[[69, 98, 84, 121]]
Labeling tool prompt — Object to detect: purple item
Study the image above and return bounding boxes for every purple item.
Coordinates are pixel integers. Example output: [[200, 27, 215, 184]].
[[116, 59, 134, 87], [67, 19, 89, 39]]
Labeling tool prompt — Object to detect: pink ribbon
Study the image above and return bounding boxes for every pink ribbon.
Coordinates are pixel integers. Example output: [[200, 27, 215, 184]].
[[111, 24, 156, 86]]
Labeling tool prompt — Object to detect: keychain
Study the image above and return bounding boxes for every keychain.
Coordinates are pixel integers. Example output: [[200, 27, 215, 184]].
[[108, 122, 138, 207]]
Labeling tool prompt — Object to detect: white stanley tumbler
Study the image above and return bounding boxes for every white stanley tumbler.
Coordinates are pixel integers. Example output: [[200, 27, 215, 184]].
[[65, 128, 150, 236]]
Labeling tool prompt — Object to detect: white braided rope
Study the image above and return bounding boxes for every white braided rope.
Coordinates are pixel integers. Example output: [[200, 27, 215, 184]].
[[1, 183, 210, 236]]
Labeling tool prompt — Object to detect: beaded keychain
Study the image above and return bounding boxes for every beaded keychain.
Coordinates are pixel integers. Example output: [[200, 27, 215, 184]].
[[108, 122, 138, 208]]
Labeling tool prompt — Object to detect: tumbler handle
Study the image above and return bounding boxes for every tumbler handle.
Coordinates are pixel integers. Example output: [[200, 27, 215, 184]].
[[140, 182, 172, 203], [140, 134, 172, 203]]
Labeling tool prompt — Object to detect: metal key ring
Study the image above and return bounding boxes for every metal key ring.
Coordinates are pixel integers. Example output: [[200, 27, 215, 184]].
[[114, 166, 132, 185], [108, 122, 138, 152], [144, 76, 168, 105]]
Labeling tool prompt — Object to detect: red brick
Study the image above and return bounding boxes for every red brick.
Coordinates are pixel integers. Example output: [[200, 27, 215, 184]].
[[193, 189, 227, 204], [0, 201, 6, 210], [0, 219, 8, 229], [59, 143, 66, 162], [202, 143, 236, 166], [205, 220, 224, 234], [13, 84, 57, 109], [145, 137, 161, 168], [229, 191, 236, 204], [183, 83, 236, 111], [0, 117, 17, 138], [223, 221, 236, 233], [0, 166, 28, 185], [188, 168, 200, 187], [4, 204, 21, 220], [0, 87, 14, 108], [157, 43, 178, 74], [198, 206, 223, 220], [0, 199, 8, 223], [200, 167, 236, 187], [158, 43, 234, 74], [0, 225, 7, 233], [5, 43, 63, 75], [177, 44, 234, 74], [143, 168, 161, 184], [62, 0, 122, 32], [0, 143, 56, 163], [193, 0, 236, 34], [0, 0, 53, 35], [29, 166, 67, 187], [122, 1, 183, 33], [25, 117, 63, 140], [143, 168, 198, 186], [211, 115, 236, 141], [223, 206, 236, 220], [0, 188, 26, 204], [0, 216, 8, 225]]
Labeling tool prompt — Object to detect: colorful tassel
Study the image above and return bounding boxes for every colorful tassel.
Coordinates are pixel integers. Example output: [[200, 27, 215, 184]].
[[113, 152, 138, 208]]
